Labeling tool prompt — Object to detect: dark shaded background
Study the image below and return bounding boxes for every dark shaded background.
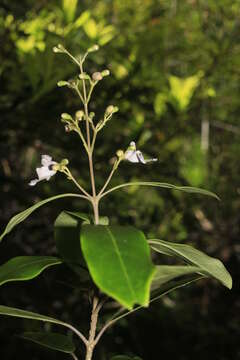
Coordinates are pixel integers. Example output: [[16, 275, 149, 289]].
[[0, 0, 239, 359]]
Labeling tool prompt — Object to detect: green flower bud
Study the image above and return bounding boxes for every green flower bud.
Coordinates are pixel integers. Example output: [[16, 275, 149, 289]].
[[106, 105, 114, 114], [88, 44, 99, 53], [57, 81, 69, 87], [113, 106, 119, 113], [79, 73, 90, 80], [61, 113, 73, 121], [92, 72, 103, 81], [75, 110, 84, 121], [60, 158, 69, 166], [53, 44, 65, 53], [101, 69, 110, 77], [116, 150, 124, 158]]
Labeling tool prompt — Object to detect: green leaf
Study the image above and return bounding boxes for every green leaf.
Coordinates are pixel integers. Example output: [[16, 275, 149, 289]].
[[54, 211, 89, 272], [0, 256, 62, 286], [0, 193, 85, 242], [154, 92, 167, 117], [0, 305, 87, 344], [149, 239, 232, 289], [100, 182, 220, 201], [20, 331, 75, 353], [62, 0, 78, 22], [0, 305, 71, 329], [83, 19, 98, 39], [81, 225, 156, 309], [74, 10, 90, 29], [151, 265, 202, 291], [168, 73, 202, 112]]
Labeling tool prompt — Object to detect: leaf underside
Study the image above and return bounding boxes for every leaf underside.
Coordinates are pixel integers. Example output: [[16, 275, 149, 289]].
[[151, 265, 202, 291], [149, 239, 232, 289]]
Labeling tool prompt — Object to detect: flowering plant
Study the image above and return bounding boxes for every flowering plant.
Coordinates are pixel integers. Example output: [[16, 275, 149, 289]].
[[0, 45, 232, 360]]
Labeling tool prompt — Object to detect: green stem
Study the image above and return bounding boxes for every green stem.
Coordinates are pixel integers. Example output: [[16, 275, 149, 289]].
[[74, 121, 89, 153], [63, 168, 91, 199], [98, 160, 119, 198], [64, 48, 81, 67], [79, 58, 99, 224]]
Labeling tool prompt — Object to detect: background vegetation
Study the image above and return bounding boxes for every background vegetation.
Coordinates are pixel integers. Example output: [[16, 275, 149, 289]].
[[0, 0, 239, 359]]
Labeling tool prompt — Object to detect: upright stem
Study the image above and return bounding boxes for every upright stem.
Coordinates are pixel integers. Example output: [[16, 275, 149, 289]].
[[79, 60, 99, 224], [98, 160, 119, 197], [85, 297, 101, 360]]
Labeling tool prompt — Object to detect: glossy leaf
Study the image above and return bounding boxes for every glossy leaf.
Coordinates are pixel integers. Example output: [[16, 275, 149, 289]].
[[0, 305, 87, 344], [21, 331, 75, 353], [54, 211, 89, 278], [100, 182, 220, 200], [0, 193, 86, 242], [0, 256, 62, 286], [151, 265, 201, 291], [149, 239, 232, 289], [81, 225, 155, 309], [0, 305, 69, 328]]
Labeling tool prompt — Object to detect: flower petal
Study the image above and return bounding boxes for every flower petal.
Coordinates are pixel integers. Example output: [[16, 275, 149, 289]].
[[125, 150, 139, 163], [41, 155, 53, 166], [37, 166, 56, 180], [29, 179, 39, 186], [136, 151, 146, 164]]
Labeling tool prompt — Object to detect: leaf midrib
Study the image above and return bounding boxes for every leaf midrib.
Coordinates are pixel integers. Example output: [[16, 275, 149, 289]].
[[105, 227, 136, 300], [150, 240, 217, 275]]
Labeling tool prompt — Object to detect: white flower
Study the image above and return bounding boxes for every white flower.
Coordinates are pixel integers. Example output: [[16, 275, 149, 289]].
[[29, 155, 57, 186], [124, 141, 157, 164]]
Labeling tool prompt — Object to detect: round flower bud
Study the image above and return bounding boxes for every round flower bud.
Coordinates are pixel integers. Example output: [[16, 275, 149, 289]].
[[88, 44, 99, 53], [79, 73, 89, 80], [61, 113, 73, 121], [57, 81, 69, 87], [75, 110, 84, 121], [116, 150, 124, 158], [92, 72, 103, 81], [53, 46, 61, 53], [60, 158, 69, 166], [89, 112, 95, 119], [106, 105, 114, 114], [53, 44, 65, 53], [101, 69, 110, 77]]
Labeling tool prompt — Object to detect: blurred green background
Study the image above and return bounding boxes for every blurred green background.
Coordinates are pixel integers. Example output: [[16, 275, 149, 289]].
[[0, 0, 239, 359]]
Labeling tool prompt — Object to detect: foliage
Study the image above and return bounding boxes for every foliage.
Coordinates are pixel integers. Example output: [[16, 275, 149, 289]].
[[0, 0, 238, 359]]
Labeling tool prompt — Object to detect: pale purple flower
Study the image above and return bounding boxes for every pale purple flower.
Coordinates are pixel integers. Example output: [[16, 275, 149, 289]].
[[29, 155, 57, 186], [125, 141, 157, 164]]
